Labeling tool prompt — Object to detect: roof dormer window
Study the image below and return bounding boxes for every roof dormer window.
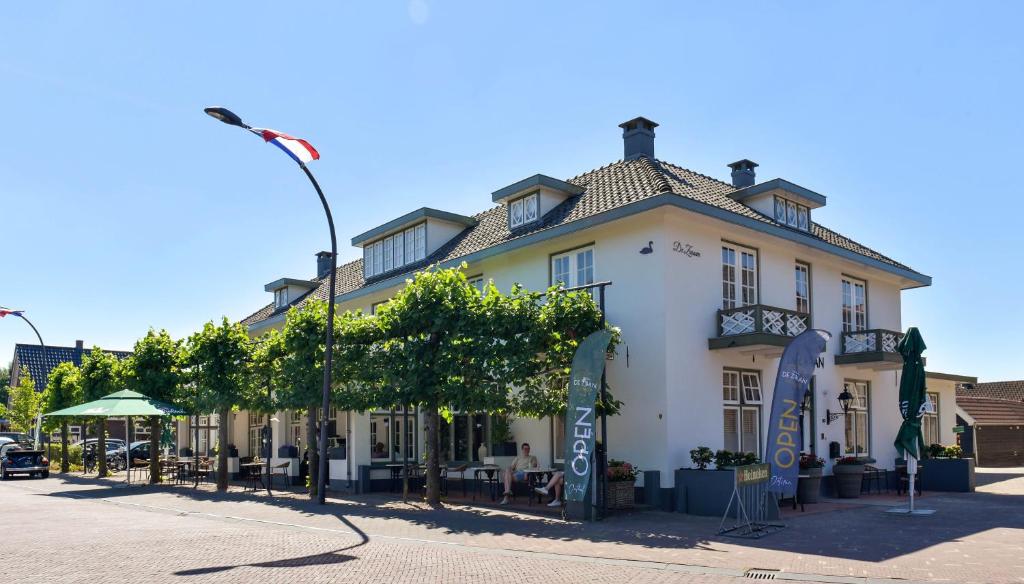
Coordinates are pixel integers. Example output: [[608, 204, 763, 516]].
[[774, 195, 810, 232], [509, 192, 539, 229], [274, 288, 288, 309], [363, 222, 427, 279]]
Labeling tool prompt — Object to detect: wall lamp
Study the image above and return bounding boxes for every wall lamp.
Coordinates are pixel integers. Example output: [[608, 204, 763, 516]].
[[823, 388, 854, 425]]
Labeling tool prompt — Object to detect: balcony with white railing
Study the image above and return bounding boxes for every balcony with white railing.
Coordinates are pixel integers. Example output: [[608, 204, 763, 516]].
[[834, 329, 905, 369], [708, 304, 811, 353]]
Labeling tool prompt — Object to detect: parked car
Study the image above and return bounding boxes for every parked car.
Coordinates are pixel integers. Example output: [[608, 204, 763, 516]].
[[108, 441, 153, 469], [0, 440, 49, 479], [0, 432, 34, 445]]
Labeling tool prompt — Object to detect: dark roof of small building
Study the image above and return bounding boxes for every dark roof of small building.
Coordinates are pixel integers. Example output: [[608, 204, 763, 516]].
[[957, 396, 1024, 426], [241, 156, 927, 327], [11, 344, 132, 391], [958, 380, 1024, 403]]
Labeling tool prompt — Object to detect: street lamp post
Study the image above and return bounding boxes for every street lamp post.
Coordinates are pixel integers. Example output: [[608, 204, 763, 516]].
[[203, 107, 336, 504], [1, 308, 46, 444]]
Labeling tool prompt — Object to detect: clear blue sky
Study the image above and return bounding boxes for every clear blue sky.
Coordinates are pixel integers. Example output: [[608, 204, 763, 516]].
[[1, 2, 1021, 381]]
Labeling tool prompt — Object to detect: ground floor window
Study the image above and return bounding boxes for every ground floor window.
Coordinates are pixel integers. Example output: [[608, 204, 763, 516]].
[[248, 412, 264, 457], [844, 380, 870, 456], [802, 378, 816, 454], [289, 410, 304, 452], [439, 412, 488, 463], [188, 415, 218, 456], [553, 414, 565, 463], [370, 408, 419, 462], [923, 392, 939, 446], [723, 369, 762, 456]]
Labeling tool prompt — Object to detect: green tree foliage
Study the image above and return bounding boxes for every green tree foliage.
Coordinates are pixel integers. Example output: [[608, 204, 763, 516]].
[[80, 348, 122, 477], [122, 329, 182, 484], [43, 362, 82, 472], [0, 365, 10, 407], [184, 318, 253, 491], [8, 368, 42, 433]]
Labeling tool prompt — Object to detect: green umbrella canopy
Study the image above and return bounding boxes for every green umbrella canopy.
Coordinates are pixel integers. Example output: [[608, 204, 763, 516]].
[[893, 327, 927, 459], [44, 389, 184, 418]]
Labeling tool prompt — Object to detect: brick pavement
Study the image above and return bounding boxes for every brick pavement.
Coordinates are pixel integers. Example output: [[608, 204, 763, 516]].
[[3, 470, 1024, 583]]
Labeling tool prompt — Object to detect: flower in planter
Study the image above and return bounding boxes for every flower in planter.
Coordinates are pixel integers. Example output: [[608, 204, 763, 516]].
[[799, 454, 825, 469], [943, 445, 963, 459], [835, 456, 863, 465], [607, 459, 639, 482]]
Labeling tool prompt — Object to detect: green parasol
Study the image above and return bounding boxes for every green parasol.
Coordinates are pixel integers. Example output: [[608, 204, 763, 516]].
[[890, 327, 932, 514], [44, 389, 184, 418]]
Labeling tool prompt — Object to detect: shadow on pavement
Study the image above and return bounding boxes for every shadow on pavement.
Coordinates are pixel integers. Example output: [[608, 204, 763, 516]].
[[33, 472, 1024, 565]]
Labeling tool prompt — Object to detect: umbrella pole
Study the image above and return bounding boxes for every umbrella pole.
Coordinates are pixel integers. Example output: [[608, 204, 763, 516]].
[[908, 455, 916, 512]]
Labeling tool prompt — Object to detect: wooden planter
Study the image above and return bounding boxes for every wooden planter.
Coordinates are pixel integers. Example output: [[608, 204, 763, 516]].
[[605, 480, 635, 509], [833, 464, 865, 498]]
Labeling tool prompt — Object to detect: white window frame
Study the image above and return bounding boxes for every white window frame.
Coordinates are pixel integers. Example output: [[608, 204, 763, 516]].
[[842, 276, 867, 332], [722, 243, 757, 309], [774, 195, 810, 232], [394, 231, 404, 267], [795, 262, 810, 314], [274, 288, 288, 309], [414, 224, 426, 261], [843, 380, 870, 456], [363, 222, 427, 279], [550, 245, 595, 289], [723, 369, 762, 456], [923, 392, 940, 446], [383, 237, 393, 272], [509, 192, 540, 229], [404, 227, 416, 263]]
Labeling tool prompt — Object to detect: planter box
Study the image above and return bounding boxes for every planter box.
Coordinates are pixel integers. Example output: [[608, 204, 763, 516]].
[[674, 468, 735, 516], [922, 458, 975, 492], [605, 480, 635, 509], [833, 464, 864, 498], [797, 467, 823, 503]]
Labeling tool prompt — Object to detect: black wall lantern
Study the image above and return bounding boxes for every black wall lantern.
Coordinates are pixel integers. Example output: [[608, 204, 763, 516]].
[[824, 388, 854, 425]]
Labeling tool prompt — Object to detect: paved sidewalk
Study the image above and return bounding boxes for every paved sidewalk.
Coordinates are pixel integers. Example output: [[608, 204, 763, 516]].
[[3, 471, 1024, 583]]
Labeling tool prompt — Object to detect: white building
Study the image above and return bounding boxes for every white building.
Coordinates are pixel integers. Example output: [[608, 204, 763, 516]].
[[195, 117, 933, 497]]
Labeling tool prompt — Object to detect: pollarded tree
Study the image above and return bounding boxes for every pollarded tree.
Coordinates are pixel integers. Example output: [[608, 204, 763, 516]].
[[80, 348, 122, 477], [274, 300, 353, 499], [184, 318, 253, 491], [43, 362, 83, 472], [122, 329, 183, 484]]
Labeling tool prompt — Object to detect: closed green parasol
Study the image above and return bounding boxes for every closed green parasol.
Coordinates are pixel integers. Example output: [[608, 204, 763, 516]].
[[890, 327, 932, 514]]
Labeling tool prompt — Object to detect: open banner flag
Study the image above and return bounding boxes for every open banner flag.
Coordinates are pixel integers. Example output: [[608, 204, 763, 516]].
[[765, 329, 829, 497], [256, 128, 320, 165], [562, 329, 613, 503]]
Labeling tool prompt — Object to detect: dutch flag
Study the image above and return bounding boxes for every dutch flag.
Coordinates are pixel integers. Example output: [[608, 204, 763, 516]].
[[255, 128, 320, 165]]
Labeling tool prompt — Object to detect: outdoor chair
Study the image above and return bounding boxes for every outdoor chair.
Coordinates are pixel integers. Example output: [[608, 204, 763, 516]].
[[269, 461, 291, 490], [446, 464, 469, 497], [129, 457, 150, 482], [896, 464, 923, 496], [861, 465, 887, 494]]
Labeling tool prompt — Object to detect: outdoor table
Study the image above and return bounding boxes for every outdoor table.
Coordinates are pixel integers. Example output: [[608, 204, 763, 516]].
[[240, 462, 265, 491], [175, 461, 193, 485], [521, 468, 556, 505], [472, 465, 502, 501], [386, 463, 418, 493]]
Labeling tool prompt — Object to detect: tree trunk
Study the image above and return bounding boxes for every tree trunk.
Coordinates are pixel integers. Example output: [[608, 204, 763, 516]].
[[424, 401, 441, 505], [216, 409, 230, 491], [59, 421, 69, 473], [149, 416, 161, 484], [307, 405, 318, 499], [97, 418, 107, 477]]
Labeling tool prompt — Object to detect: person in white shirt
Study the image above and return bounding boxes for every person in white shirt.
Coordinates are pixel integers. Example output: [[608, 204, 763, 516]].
[[499, 443, 537, 505]]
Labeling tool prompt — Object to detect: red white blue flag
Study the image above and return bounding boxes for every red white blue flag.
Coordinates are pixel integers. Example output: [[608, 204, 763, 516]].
[[255, 128, 320, 165], [0, 309, 24, 318]]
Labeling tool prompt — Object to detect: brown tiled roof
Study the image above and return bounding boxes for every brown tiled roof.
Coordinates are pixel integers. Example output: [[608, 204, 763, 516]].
[[958, 381, 1024, 403], [241, 156, 925, 327], [957, 396, 1024, 426]]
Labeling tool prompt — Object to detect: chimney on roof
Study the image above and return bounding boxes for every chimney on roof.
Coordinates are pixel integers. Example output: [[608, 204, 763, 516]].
[[619, 117, 658, 160], [727, 159, 758, 188], [316, 251, 334, 279]]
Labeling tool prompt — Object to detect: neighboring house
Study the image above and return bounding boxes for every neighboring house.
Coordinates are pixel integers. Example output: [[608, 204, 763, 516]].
[[957, 380, 1024, 467], [8, 340, 132, 442], [195, 116, 933, 496], [923, 372, 976, 448]]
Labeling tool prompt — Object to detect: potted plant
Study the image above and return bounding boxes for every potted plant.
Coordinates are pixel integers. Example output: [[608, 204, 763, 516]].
[[911, 444, 974, 492], [714, 449, 735, 469], [798, 454, 825, 503], [605, 459, 638, 509], [833, 456, 866, 498], [674, 448, 742, 516], [689, 447, 713, 470]]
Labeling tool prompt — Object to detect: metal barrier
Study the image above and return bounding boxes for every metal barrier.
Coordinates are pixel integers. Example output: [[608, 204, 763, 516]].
[[718, 463, 784, 538]]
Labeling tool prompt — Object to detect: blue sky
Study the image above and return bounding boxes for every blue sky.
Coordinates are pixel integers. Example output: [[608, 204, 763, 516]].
[[1, 2, 1021, 381]]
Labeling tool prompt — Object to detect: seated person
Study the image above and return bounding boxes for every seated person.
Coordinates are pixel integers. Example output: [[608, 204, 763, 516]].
[[534, 471, 565, 507], [500, 443, 538, 505], [372, 442, 386, 458]]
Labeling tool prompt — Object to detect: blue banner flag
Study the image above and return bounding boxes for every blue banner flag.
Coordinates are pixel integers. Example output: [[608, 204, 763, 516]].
[[562, 329, 613, 503], [764, 329, 829, 496]]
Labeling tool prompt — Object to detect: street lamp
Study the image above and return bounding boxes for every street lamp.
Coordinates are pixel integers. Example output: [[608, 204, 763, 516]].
[[824, 388, 855, 425], [204, 107, 337, 505], [0, 308, 46, 445]]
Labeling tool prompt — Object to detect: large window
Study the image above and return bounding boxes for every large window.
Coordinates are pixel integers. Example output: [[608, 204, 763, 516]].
[[363, 223, 428, 279], [248, 412, 264, 458], [369, 408, 419, 462], [844, 380, 870, 456], [795, 262, 810, 314], [289, 410, 304, 452], [722, 244, 757, 309], [274, 288, 288, 309], [189, 415, 218, 456], [923, 392, 940, 446], [550, 246, 594, 289], [842, 277, 867, 332], [723, 369, 762, 456]]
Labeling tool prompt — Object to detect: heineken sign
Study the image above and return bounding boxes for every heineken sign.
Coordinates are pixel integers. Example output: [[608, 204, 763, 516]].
[[735, 463, 771, 487], [563, 329, 613, 503]]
